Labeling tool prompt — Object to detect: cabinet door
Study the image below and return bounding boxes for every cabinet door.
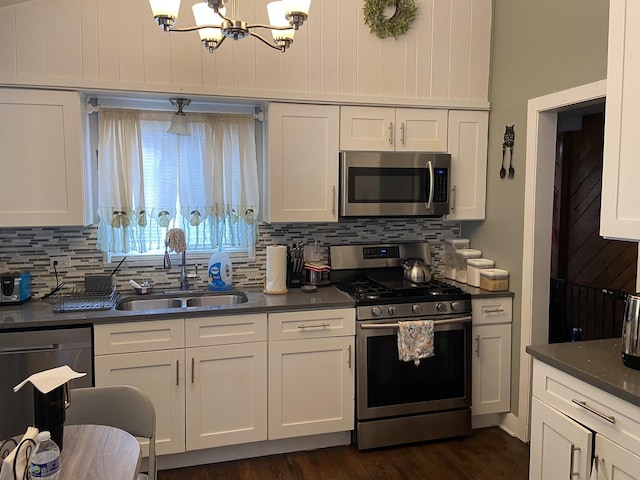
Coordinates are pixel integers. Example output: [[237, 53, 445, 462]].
[[186, 342, 267, 450], [395, 108, 448, 152], [0, 88, 91, 227], [596, 434, 640, 480], [446, 110, 488, 220], [601, 0, 640, 241], [339, 106, 395, 151], [268, 336, 354, 440], [266, 103, 339, 223], [472, 324, 511, 416], [95, 349, 186, 455], [529, 397, 593, 480]]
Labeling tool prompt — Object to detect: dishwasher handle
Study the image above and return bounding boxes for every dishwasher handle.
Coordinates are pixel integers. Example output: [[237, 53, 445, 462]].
[[0, 344, 62, 355]]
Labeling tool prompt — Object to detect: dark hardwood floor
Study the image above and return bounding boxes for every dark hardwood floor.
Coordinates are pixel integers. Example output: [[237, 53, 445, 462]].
[[159, 428, 529, 480]]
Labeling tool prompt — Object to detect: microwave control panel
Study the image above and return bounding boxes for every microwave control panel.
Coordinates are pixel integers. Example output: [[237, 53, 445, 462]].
[[433, 168, 449, 202]]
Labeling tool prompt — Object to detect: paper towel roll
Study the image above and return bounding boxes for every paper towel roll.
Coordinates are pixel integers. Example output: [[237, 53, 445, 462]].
[[264, 245, 288, 294]]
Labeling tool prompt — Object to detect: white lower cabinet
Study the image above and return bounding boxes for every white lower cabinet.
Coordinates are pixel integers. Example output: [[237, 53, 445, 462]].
[[94, 308, 356, 456], [471, 297, 512, 417], [596, 434, 640, 480], [267, 309, 356, 440], [94, 347, 186, 456], [94, 314, 268, 455], [530, 359, 640, 479]]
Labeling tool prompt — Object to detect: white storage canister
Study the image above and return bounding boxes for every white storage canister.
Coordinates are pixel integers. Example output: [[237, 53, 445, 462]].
[[466, 258, 495, 287], [454, 249, 482, 283], [479, 268, 510, 291], [444, 238, 470, 280]]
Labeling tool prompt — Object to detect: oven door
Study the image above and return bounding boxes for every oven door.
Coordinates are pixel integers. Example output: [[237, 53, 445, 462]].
[[340, 151, 450, 217], [356, 315, 471, 421]]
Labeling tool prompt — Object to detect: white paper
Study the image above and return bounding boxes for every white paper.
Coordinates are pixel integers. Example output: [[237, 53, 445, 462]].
[[0, 426, 39, 480], [13, 365, 87, 394], [264, 245, 287, 293]]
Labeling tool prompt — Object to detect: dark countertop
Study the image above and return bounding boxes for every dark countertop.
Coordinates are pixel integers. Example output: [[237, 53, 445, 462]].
[[0, 286, 356, 331], [527, 338, 640, 408]]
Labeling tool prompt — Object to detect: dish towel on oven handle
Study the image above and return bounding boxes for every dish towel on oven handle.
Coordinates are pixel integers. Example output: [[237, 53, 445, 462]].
[[397, 320, 435, 365]]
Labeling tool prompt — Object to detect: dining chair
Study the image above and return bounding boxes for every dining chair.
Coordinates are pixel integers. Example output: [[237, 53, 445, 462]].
[[65, 385, 157, 480]]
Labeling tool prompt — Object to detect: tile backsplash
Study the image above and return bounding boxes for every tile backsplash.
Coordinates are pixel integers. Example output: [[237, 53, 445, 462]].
[[0, 218, 461, 298]]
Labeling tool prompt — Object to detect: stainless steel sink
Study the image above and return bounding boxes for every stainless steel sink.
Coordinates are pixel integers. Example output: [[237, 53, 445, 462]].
[[115, 297, 183, 311], [186, 294, 248, 307], [115, 291, 249, 311]]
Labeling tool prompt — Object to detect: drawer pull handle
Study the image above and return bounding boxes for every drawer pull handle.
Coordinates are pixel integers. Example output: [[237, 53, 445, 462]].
[[475, 334, 480, 357], [571, 399, 615, 424], [298, 323, 331, 329], [176, 360, 180, 386], [191, 357, 195, 384], [483, 308, 505, 314], [348, 345, 352, 369]]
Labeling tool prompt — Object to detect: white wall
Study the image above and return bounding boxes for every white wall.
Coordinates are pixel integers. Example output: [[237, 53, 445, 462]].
[[0, 0, 491, 108]]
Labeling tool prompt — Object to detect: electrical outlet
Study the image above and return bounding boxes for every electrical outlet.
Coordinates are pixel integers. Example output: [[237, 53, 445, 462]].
[[50, 256, 71, 269]]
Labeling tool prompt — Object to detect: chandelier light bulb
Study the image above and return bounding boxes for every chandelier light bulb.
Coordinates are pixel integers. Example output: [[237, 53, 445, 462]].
[[149, 0, 181, 30], [267, 1, 295, 47], [193, 2, 225, 47]]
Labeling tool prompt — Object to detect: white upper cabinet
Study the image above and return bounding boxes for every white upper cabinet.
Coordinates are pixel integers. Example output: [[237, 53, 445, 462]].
[[601, 0, 640, 241], [0, 0, 491, 107], [339, 106, 448, 152], [0, 88, 92, 227], [446, 110, 488, 220], [265, 103, 340, 223]]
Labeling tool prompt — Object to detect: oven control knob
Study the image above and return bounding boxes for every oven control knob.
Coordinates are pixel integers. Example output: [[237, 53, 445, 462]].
[[411, 304, 423, 314], [451, 301, 464, 312], [387, 306, 396, 316], [436, 302, 448, 312], [371, 306, 383, 317]]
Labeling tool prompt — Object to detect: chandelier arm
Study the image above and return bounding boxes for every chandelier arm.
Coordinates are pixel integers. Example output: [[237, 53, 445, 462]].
[[166, 24, 224, 33], [247, 24, 296, 31], [249, 31, 285, 52]]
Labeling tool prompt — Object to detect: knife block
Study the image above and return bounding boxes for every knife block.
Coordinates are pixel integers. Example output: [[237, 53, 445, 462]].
[[287, 260, 303, 289]]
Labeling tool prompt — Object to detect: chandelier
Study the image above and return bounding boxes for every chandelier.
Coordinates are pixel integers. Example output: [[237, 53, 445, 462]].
[[148, 0, 312, 53]]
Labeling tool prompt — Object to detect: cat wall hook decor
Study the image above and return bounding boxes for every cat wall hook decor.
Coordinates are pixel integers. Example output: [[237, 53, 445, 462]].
[[500, 125, 515, 179]]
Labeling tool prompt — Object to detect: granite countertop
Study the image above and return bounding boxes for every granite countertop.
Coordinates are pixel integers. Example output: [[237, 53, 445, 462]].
[[0, 286, 356, 331], [527, 338, 640, 408]]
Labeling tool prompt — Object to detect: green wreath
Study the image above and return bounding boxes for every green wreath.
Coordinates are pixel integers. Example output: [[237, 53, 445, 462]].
[[363, 0, 418, 39]]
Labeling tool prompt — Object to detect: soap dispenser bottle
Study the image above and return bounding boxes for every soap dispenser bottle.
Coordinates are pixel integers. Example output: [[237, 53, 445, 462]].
[[208, 247, 233, 291]]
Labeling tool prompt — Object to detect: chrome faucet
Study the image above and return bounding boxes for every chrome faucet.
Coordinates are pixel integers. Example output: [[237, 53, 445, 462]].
[[179, 251, 189, 290]]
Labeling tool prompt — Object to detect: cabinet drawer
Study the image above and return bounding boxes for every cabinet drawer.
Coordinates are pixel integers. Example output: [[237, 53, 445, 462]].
[[471, 297, 512, 326], [94, 319, 184, 355], [532, 359, 640, 455], [185, 314, 267, 347], [268, 309, 355, 341]]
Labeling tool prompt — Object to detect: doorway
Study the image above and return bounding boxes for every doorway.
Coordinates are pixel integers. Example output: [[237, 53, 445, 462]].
[[549, 108, 636, 343]]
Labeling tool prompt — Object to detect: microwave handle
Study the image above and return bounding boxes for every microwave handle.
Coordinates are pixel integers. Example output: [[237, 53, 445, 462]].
[[425, 160, 434, 209]]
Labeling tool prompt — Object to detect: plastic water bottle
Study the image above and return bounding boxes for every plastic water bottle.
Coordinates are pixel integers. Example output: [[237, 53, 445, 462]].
[[30, 431, 60, 479], [208, 247, 233, 291]]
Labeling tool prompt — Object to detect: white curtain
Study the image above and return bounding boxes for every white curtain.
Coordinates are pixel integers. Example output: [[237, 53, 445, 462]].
[[96, 108, 259, 254]]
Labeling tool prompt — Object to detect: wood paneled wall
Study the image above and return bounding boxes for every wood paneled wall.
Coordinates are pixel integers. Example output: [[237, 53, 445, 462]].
[[0, 0, 491, 107]]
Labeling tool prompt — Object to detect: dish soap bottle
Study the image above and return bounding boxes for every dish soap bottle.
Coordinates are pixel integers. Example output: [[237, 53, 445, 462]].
[[208, 247, 233, 291]]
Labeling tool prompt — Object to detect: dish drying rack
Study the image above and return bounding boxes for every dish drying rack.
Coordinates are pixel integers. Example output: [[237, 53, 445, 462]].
[[49, 284, 118, 312]]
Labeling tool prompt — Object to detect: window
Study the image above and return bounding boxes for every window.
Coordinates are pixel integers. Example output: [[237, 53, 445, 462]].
[[96, 108, 259, 259]]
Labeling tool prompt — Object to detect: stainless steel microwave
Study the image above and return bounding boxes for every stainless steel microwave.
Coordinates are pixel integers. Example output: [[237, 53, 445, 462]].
[[340, 151, 451, 217]]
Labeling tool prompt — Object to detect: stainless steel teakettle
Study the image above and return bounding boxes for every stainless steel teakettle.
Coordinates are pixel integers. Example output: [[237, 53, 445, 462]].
[[402, 258, 432, 283], [622, 292, 640, 370]]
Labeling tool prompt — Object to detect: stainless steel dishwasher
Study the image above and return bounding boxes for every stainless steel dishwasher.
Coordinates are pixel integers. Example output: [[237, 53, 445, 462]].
[[0, 327, 93, 440]]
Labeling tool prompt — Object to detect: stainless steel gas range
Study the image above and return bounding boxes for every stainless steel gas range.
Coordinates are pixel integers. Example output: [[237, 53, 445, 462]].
[[330, 242, 473, 450]]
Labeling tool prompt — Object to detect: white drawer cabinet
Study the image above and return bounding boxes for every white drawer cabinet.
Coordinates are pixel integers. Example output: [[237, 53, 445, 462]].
[[471, 297, 512, 417], [268, 308, 355, 439], [0, 88, 92, 227], [94, 314, 269, 454], [340, 106, 448, 152], [530, 359, 640, 479]]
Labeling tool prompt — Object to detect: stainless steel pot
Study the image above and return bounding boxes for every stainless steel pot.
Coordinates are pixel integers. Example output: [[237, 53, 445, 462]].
[[622, 292, 640, 370], [402, 258, 432, 283]]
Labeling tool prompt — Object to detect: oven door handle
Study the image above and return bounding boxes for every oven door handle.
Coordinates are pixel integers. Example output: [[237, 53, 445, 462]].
[[359, 315, 472, 329]]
